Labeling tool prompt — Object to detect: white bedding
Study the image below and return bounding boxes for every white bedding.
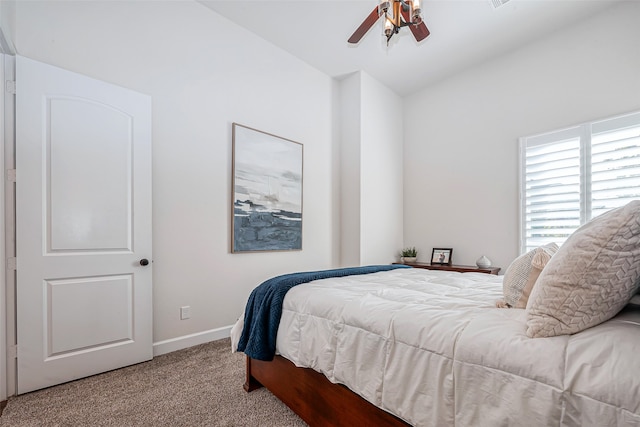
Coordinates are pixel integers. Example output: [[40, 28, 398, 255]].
[[232, 268, 640, 426]]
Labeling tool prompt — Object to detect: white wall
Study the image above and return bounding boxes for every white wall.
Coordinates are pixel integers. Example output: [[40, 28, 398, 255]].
[[339, 73, 361, 267], [339, 71, 404, 266], [403, 1, 640, 271], [360, 72, 403, 264], [11, 0, 339, 346]]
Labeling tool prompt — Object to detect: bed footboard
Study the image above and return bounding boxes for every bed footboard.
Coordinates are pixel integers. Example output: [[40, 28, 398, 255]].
[[244, 355, 409, 427]]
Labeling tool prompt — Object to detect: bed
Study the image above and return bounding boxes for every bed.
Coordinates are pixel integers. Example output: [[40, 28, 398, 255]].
[[231, 202, 640, 426]]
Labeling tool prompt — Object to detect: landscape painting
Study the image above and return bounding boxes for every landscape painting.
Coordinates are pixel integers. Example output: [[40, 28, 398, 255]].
[[232, 123, 303, 252]]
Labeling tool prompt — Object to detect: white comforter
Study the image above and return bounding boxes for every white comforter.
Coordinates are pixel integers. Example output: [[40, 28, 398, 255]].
[[232, 268, 640, 426]]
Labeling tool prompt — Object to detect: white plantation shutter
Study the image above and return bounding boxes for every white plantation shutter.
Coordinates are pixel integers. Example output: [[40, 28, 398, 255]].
[[521, 128, 582, 252], [520, 111, 640, 253], [590, 114, 640, 218]]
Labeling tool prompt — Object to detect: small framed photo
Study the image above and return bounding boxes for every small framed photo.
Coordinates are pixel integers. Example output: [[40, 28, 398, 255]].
[[431, 248, 453, 265]]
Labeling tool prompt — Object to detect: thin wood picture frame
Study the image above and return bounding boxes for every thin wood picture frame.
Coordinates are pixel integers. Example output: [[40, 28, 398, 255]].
[[231, 123, 303, 252]]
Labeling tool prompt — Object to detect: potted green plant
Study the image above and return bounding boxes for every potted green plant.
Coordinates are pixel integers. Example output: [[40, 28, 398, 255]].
[[400, 247, 418, 264]]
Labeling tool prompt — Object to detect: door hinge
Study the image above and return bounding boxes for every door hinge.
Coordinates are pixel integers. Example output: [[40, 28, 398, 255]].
[[5, 80, 15, 95], [7, 169, 16, 183], [9, 345, 17, 359], [7, 257, 16, 271]]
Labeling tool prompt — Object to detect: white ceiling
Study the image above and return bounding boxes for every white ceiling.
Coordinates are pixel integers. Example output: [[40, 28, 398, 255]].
[[199, 0, 619, 96]]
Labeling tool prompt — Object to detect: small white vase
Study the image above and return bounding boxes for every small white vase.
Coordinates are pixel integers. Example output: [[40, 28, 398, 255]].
[[402, 257, 417, 264], [476, 255, 492, 268]]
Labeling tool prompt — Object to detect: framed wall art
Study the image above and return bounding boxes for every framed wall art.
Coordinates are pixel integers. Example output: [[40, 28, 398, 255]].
[[231, 123, 303, 252], [431, 248, 453, 265]]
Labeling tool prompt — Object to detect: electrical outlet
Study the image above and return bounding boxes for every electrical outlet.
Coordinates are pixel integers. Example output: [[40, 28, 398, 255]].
[[180, 306, 191, 320]]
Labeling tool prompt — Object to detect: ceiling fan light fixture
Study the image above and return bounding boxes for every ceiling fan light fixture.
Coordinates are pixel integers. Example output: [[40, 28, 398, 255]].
[[348, 0, 430, 45], [384, 17, 394, 38], [411, 0, 422, 23]]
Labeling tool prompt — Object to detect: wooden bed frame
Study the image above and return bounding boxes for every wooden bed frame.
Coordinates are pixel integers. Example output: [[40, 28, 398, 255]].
[[244, 355, 409, 427]]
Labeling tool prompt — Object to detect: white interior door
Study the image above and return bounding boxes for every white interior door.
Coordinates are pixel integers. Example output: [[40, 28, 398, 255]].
[[15, 56, 152, 394]]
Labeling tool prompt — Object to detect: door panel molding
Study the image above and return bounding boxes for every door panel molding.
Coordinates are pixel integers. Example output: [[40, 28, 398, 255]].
[[46, 95, 134, 253], [46, 274, 134, 356]]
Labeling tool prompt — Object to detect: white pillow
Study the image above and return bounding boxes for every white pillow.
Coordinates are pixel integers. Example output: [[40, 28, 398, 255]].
[[498, 243, 558, 309], [526, 201, 640, 338]]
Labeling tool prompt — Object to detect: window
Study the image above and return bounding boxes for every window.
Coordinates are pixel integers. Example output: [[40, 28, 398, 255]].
[[519, 111, 640, 253]]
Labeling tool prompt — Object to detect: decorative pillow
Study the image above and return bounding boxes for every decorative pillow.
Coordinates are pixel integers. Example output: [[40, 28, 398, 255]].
[[497, 243, 558, 309], [526, 200, 640, 338]]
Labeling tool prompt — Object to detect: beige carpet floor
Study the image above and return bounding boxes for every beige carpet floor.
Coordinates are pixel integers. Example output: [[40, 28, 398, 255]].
[[0, 338, 307, 426]]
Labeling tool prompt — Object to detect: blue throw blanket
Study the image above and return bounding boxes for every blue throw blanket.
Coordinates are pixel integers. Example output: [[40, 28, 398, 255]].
[[237, 264, 411, 361]]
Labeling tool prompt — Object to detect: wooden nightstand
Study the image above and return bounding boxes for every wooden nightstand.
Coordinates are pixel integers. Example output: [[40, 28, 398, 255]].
[[395, 262, 501, 275]]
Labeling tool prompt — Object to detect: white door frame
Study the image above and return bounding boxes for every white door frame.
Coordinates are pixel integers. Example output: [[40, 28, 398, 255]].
[[1, 52, 15, 400]]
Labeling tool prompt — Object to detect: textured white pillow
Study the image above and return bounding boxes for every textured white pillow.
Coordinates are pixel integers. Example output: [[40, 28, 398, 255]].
[[498, 243, 558, 309], [526, 201, 640, 338]]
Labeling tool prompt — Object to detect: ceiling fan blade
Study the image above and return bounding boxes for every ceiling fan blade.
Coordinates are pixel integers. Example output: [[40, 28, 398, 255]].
[[400, 9, 430, 42], [409, 21, 430, 42], [348, 6, 383, 44]]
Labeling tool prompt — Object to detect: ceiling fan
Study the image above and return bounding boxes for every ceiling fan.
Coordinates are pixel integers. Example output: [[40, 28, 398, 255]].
[[348, 0, 430, 45]]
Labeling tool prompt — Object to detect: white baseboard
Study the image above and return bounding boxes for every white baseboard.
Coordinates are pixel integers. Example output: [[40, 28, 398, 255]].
[[152, 325, 233, 357]]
